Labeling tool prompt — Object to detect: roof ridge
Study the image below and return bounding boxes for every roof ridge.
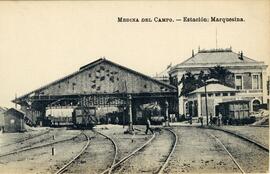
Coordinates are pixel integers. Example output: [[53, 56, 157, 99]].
[[176, 50, 260, 67], [15, 58, 176, 101]]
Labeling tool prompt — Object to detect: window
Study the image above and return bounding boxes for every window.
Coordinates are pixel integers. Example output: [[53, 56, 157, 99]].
[[10, 119, 15, 124], [252, 74, 260, 89], [201, 94, 206, 97], [215, 93, 221, 96], [72, 83, 76, 90], [235, 75, 243, 90], [223, 93, 228, 96], [208, 93, 213, 97], [230, 92, 235, 96]]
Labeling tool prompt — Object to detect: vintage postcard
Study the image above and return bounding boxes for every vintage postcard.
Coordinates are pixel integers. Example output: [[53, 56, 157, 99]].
[[0, 1, 269, 173]]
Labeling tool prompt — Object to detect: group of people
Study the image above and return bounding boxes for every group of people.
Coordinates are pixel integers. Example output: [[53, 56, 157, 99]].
[[209, 113, 223, 126], [197, 113, 223, 126], [140, 113, 224, 134]]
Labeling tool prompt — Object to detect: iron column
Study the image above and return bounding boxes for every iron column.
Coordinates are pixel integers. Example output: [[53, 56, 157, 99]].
[[128, 95, 133, 132], [204, 84, 209, 125]]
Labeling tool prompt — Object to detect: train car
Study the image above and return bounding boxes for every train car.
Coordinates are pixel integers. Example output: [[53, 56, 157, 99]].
[[72, 106, 97, 129]]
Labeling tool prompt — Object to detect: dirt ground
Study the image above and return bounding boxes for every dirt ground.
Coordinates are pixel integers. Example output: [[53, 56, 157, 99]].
[[45, 125, 153, 174], [0, 129, 85, 174], [95, 125, 152, 162], [206, 129, 269, 173], [0, 125, 268, 173], [0, 127, 49, 147], [0, 128, 80, 156], [63, 130, 114, 174], [219, 125, 269, 147], [114, 129, 174, 174], [164, 127, 241, 173]]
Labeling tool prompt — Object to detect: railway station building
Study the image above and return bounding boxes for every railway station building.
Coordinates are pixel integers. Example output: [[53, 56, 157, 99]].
[[169, 48, 268, 117], [3, 108, 26, 133], [12, 58, 178, 126]]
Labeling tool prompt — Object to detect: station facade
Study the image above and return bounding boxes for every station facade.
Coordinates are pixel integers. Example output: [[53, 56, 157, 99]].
[[169, 48, 268, 117]]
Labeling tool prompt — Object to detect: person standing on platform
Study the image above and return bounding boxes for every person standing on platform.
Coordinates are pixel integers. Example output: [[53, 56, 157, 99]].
[[210, 113, 213, 125], [218, 113, 222, 126], [145, 116, 153, 135], [199, 115, 203, 126], [115, 116, 119, 125]]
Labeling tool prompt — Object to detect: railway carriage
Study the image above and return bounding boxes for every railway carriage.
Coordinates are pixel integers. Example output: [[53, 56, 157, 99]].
[[72, 106, 97, 129]]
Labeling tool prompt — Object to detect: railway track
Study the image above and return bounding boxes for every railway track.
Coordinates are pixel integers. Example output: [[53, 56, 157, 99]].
[[98, 132, 156, 174], [0, 131, 82, 158], [102, 128, 177, 174], [207, 126, 269, 152], [97, 131, 118, 174], [0, 129, 51, 148], [54, 131, 90, 174], [54, 130, 117, 174], [207, 130, 269, 173], [208, 132, 245, 174], [157, 128, 178, 174]]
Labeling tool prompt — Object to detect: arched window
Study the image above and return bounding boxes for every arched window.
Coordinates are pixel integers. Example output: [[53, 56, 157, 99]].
[[252, 99, 260, 112]]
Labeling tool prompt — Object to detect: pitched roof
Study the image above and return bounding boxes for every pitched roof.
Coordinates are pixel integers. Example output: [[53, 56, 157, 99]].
[[15, 58, 176, 101], [189, 83, 237, 94], [0, 107, 8, 112], [5, 108, 25, 116], [180, 49, 256, 65]]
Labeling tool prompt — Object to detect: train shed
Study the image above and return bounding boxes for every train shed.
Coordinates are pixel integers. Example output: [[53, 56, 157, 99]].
[[12, 58, 178, 128]]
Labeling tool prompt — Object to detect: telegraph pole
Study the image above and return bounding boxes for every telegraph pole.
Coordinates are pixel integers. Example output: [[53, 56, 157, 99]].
[[204, 82, 209, 125]]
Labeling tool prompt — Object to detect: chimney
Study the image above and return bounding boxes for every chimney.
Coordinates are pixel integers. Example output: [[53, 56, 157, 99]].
[[192, 49, 194, 57], [238, 51, 243, 60]]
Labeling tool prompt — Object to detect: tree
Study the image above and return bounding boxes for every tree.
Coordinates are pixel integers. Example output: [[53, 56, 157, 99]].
[[179, 66, 233, 96], [197, 70, 207, 88], [208, 66, 233, 86], [179, 72, 197, 97]]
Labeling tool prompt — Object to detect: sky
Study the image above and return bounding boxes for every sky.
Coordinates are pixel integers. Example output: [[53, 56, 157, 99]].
[[0, 1, 269, 108]]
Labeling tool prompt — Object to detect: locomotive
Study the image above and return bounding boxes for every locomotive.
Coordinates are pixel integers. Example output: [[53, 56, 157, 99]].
[[72, 106, 97, 129]]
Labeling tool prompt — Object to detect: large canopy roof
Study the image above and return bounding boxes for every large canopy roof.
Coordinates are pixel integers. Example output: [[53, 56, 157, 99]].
[[13, 58, 177, 105]]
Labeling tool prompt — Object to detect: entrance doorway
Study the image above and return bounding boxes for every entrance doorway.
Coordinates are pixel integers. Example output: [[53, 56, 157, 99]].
[[252, 99, 261, 112]]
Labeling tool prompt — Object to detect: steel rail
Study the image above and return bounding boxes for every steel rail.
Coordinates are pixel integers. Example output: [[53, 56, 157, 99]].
[[0, 129, 51, 148], [209, 133, 245, 174], [102, 132, 156, 174], [157, 128, 178, 174], [54, 131, 90, 174], [96, 131, 118, 174], [207, 126, 269, 152], [0, 132, 81, 158]]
